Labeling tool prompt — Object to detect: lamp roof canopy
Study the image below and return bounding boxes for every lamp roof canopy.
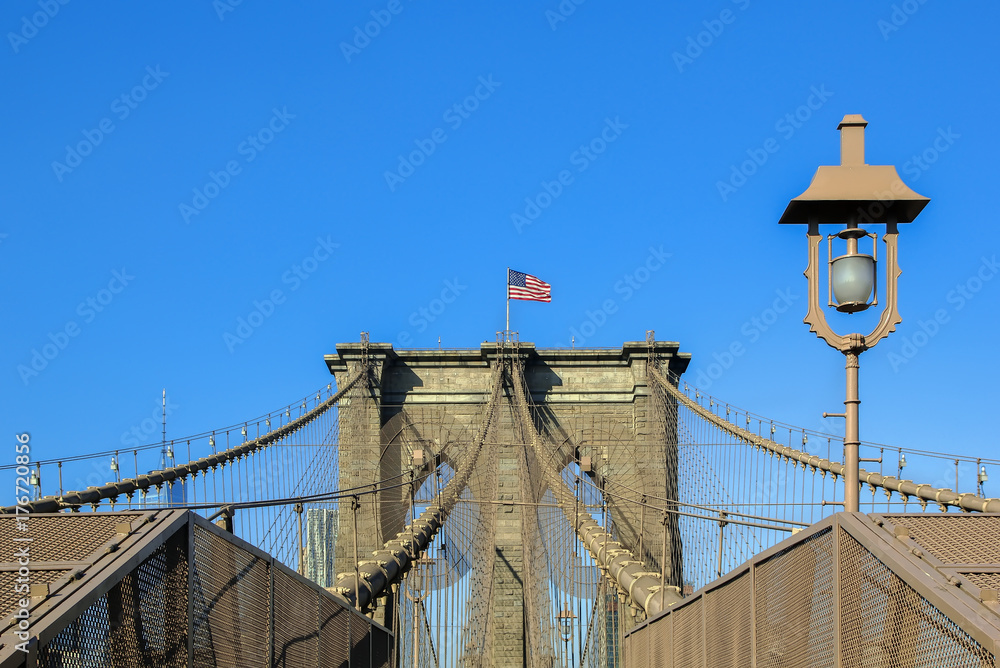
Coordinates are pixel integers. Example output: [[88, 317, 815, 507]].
[[779, 114, 930, 225]]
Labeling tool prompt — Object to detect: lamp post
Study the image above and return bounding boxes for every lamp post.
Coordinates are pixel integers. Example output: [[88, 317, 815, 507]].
[[779, 115, 930, 513], [555, 602, 577, 662]]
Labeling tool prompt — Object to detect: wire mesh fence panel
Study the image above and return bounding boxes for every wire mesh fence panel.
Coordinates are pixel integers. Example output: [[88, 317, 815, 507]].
[[0, 568, 67, 624], [962, 572, 1000, 592], [840, 528, 996, 668], [650, 614, 671, 668], [348, 610, 372, 667], [705, 571, 751, 668], [191, 525, 271, 667], [671, 601, 703, 668], [625, 512, 1000, 668], [881, 514, 1000, 565], [18, 514, 144, 562], [371, 625, 392, 668], [624, 625, 646, 668], [318, 595, 351, 668], [1, 510, 394, 668], [273, 568, 320, 667], [754, 528, 835, 668], [36, 531, 188, 668]]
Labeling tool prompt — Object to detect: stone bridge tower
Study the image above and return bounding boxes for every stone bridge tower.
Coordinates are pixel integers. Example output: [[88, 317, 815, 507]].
[[326, 339, 689, 664]]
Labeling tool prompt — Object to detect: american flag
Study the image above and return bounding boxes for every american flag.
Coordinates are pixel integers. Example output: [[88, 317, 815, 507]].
[[508, 269, 551, 302]]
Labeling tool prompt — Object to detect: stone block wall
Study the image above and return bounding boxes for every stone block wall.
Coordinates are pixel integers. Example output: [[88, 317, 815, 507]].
[[325, 340, 689, 664]]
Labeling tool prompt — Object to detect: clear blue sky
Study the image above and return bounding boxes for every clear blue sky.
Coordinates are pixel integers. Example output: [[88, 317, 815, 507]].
[[3, 1, 998, 493]]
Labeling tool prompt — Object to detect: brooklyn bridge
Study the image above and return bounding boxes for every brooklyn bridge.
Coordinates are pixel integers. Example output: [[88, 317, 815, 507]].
[[3, 120, 999, 667], [1, 330, 998, 667]]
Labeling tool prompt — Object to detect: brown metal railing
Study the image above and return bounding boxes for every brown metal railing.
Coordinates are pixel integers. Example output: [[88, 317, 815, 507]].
[[624, 512, 1000, 666]]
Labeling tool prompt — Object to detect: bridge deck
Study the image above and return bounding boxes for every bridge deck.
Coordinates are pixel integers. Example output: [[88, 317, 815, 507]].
[[0, 510, 391, 668], [625, 511, 1000, 666]]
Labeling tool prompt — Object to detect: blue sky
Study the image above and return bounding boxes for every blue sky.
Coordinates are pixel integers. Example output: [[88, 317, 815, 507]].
[[3, 1, 998, 495]]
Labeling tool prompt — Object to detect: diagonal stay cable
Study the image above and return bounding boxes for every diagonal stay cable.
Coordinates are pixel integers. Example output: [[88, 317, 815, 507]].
[[507, 351, 683, 618], [334, 360, 504, 611]]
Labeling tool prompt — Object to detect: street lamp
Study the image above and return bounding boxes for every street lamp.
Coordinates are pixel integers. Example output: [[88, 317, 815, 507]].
[[779, 115, 930, 512], [555, 602, 577, 647]]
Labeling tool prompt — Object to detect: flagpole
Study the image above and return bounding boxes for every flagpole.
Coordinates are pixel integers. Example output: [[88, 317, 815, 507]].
[[505, 266, 510, 334]]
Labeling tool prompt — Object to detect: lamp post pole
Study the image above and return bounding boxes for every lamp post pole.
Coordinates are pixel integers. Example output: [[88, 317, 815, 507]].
[[779, 115, 929, 513], [844, 350, 861, 512]]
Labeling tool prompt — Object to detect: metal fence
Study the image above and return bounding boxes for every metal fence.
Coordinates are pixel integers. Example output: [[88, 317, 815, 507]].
[[624, 512, 1000, 667], [0, 510, 391, 668]]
